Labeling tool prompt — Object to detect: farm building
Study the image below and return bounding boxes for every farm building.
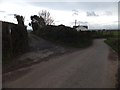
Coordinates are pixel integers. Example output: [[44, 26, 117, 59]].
[[73, 25, 88, 31]]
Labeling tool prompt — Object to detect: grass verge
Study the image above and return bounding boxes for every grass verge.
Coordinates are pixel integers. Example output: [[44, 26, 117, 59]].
[[104, 37, 120, 88]]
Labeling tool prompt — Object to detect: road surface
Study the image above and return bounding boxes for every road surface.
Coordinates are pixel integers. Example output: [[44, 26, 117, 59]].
[[3, 39, 118, 88]]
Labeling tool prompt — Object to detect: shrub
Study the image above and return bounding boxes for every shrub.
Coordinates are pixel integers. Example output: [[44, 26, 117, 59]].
[[33, 25, 93, 48]]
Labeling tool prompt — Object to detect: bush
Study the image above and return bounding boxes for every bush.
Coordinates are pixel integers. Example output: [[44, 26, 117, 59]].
[[33, 25, 93, 48]]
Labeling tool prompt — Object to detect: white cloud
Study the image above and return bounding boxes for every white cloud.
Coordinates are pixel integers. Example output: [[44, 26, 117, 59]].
[[86, 11, 99, 16], [0, 1, 118, 29]]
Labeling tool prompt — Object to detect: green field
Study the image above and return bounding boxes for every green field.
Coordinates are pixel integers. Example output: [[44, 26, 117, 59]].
[[104, 30, 120, 54]]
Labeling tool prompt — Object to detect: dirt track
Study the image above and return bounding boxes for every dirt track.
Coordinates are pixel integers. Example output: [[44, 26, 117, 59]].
[[3, 39, 118, 88]]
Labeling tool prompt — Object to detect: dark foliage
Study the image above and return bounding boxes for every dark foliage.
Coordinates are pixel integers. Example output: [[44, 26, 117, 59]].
[[14, 14, 25, 25], [33, 25, 93, 48], [2, 21, 29, 64], [30, 15, 45, 31]]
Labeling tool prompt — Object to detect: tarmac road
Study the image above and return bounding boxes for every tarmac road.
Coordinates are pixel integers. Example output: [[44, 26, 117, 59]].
[[3, 39, 118, 88]]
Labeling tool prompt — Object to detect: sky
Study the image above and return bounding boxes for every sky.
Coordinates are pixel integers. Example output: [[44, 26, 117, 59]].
[[0, 0, 119, 29]]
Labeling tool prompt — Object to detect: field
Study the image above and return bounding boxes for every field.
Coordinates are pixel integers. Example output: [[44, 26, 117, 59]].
[[104, 30, 120, 53]]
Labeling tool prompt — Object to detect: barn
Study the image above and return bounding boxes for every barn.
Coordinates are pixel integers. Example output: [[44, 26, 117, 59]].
[[73, 25, 88, 31]]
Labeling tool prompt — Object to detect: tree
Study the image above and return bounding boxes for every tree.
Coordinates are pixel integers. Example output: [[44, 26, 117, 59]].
[[30, 15, 45, 31], [14, 14, 25, 26], [38, 10, 54, 25]]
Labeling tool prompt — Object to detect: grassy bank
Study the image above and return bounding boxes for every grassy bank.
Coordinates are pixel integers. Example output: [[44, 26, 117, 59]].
[[104, 38, 119, 53], [104, 30, 120, 53], [104, 30, 120, 88]]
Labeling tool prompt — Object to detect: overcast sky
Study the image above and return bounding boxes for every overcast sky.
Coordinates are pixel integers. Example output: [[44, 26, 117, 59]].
[[0, 0, 119, 29]]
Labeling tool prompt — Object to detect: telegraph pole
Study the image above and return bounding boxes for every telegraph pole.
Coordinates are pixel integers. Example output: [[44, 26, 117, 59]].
[[75, 19, 77, 26], [72, 9, 78, 27]]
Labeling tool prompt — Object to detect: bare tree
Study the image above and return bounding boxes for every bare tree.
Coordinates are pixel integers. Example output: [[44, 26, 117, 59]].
[[38, 10, 54, 25]]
